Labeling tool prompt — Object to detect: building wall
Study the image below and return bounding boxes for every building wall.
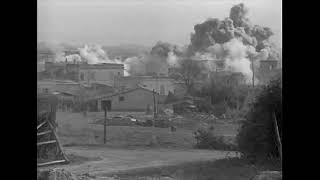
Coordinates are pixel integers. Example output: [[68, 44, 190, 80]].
[[79, 68, 124, 86], [37, 80, 81, 94], [140, 78, 175, 95], [115, 76, 142, 91], [98, 88, 164, 111]]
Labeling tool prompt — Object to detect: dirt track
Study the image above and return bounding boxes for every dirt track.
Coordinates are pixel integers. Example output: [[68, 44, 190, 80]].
[[51, 147, 239, 177]]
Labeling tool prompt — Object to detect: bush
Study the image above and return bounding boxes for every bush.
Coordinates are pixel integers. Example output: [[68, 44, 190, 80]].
[[196, 99, 214, 113], [193, 127, 236, 150], [237, 78, 282, 159], [212, 102, 227, 117]]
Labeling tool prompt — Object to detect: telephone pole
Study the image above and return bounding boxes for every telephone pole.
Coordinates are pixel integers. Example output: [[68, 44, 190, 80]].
[[152, 89, 157, 145], [251, 58, 255, 88], [104, 106, 107, 144], [153, 89, 157, 127]]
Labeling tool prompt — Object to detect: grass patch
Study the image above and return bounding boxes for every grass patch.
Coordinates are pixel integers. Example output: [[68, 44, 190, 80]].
[[66, 153, 103, 165], [104, 158, 281, 180], [59, 126, 196, 149]]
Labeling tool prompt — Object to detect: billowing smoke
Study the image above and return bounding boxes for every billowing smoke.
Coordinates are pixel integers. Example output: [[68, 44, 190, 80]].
[[190, 3, 276, 53], [167, 51, 179, 67], [65, 54, 82, 62], [187, 3, 280, 82], [122, 42, 183, 76], [123, 56, 147, 76], [79, 44, 115, 64], [223, 38, 253, 80]]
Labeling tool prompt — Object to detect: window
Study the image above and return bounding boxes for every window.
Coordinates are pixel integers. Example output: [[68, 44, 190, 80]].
[[119, 96, 125, 101]]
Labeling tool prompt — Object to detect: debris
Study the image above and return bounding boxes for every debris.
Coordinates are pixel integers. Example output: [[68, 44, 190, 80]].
[[252, 171, 282, 180], [37, 169, 78, 180]]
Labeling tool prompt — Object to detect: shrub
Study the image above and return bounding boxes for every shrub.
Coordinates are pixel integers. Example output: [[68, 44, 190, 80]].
[[212, 102, 227, 117], [236, 78, 282, 159], [193, 127, 236, 150]]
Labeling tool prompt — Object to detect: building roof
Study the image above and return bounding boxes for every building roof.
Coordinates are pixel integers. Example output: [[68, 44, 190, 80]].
[[120, 75, 174, 80], [95, 86, 160, 100], [80, 63, 124, 70], [38, 79, 80, 85]]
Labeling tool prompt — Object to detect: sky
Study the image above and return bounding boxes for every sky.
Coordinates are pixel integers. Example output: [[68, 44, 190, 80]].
[[37, 0, 282, 47]]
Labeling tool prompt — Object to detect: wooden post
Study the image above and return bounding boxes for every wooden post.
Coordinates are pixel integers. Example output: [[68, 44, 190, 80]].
[[252, 58, 255, 88], [153, 89, 156, 127], [152, 89, 157, 145], [273, 112, 282, 161], [104, 107, 107, 144]]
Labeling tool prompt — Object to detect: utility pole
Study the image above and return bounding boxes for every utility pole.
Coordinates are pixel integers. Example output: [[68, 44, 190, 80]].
[[153, 89, 157, 127], [104, 106, 107, 144], [252, 58, 255, 88], [152, 89, 157, 145]]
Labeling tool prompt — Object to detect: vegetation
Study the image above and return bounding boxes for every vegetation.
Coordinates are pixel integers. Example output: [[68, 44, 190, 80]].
[[197, 72, 250, 117], [193, 126, 236, 151], [237, 77, 282, 159], [107, 158, 281, 180], [171, 59, 202, 94]]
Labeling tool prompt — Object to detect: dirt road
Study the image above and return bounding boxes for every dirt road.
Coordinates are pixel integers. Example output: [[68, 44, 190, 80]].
[[49, 146, 239, 177]]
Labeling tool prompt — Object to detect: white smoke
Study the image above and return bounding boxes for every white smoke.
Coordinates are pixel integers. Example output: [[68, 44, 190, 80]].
[[223, 38, 255, 82], [65, 54, 82, 62], [122, 56, 148, 76], [79, 44, 114, 64], [167, 51, 179, 67]]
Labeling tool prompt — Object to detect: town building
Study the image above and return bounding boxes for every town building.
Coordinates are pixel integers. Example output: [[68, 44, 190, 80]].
[[37, 79, 82, 94], [115, 76, 176, 96], [41, 61, 125, 86], [96, 86, 166, 112], [79, 63, 124, 86]]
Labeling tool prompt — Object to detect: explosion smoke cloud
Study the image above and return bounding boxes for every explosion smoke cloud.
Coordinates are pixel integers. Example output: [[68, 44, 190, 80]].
[[79, 44, 114, 64]]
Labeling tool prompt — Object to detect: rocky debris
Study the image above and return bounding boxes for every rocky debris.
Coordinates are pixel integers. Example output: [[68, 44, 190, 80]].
[[37, 169, 78, 180], [252, 171, 282, 180]]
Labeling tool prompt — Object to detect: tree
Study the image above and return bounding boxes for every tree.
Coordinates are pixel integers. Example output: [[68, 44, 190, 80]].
[[175, 59, 202, 95], [199, 72, 249, 116], [237, 77, 282, 159]]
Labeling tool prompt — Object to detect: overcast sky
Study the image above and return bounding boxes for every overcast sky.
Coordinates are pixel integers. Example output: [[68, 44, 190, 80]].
[[38, 0, 281, 47]]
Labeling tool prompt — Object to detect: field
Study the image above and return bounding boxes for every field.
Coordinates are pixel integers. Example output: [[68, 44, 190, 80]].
[[106, 158, 281, 180], [56, 111, 240, 148], [41, 111, 277, 180]]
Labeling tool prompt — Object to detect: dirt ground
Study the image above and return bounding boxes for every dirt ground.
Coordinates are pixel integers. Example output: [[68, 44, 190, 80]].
[[43, 146, 240, 178], [41, 111, 242, 179]]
